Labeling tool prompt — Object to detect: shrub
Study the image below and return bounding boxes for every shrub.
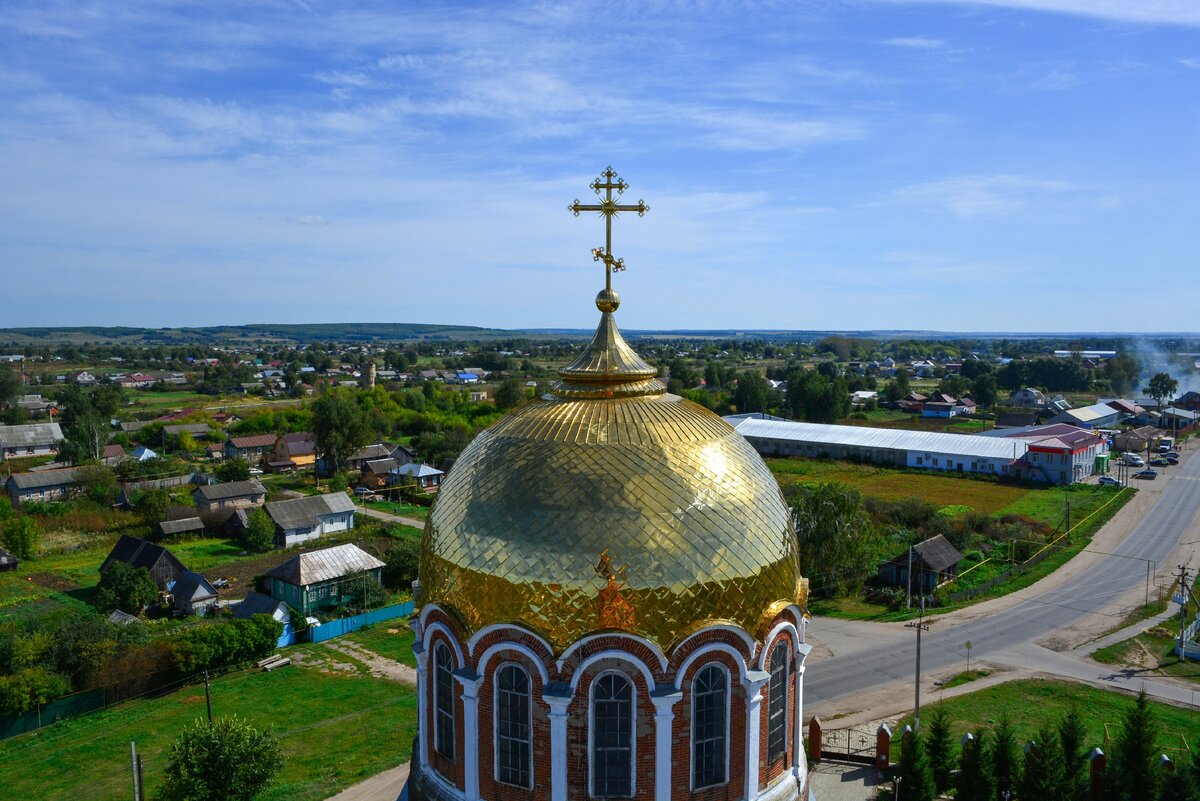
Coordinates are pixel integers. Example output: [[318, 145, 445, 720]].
[[241, 508, 276, 553], [95, 562, 159, 614], [381, 538, 420, 590], [0, 666, 72, 717], [1, 516, 42, 560], [169, 616, 281, 675], [159, 715, 282, 801]]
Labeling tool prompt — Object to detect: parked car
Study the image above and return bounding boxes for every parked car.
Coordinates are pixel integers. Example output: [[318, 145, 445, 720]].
[[1098, 476, 1121, 486], [1163, 451, 1180, 459], [1133, 469, 1158, 480], [1122, 453, 1145, 467], [1150, 457, 1170, 466], [1166, 456, 1179, 465]]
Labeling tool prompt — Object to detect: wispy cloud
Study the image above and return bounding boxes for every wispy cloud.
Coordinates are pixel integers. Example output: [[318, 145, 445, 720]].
[[890, 1, 1200, 26], [1181, 58, 1200, 69], [883, 36, 946, 49], [890, 174, 1076, 218]]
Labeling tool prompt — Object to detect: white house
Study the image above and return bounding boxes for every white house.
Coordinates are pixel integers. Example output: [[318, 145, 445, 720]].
[[0, 423, 64, 460], [264, 492, 357, 548]]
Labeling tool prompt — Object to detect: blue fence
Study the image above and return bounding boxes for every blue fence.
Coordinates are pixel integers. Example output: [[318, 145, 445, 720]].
[[308, 601, 415, 643]]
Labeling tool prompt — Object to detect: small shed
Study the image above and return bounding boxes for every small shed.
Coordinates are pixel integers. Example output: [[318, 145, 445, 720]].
[[878, 534, 964, 594], [171, 570, 218, 616], [234, 591, 295, 647], [0, 547, 18, 572], [157, 517, 205, 539]]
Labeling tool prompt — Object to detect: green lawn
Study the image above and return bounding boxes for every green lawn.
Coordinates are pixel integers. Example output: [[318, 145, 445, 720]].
[[363, 499, 429, 520], [0, 663, 417, 801], [893, 679, 1199, 760], [1092, 627, 1200, 686], [342, 624, 418, 666]]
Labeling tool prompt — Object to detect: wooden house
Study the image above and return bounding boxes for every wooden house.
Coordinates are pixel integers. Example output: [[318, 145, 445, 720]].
[[223, 434, 278, 465], [172, 570, 218, 616], [101, 535, 186, 590], [264, 492, 356, 548], [265, 543, 384, 614], [192, 479, 267, 517], [878, 534, 964, 594]]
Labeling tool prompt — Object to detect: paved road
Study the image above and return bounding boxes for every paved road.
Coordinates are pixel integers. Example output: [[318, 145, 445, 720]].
[[807, 449, 1200, 713]]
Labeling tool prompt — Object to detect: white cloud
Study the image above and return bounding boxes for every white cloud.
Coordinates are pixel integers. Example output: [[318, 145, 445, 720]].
[[295, 215, 329, 226], [883, 36, 946, 48], [888, 1, 1200, 26], [1181, 58, 1200, 69], [890, 174, 1075, 217]]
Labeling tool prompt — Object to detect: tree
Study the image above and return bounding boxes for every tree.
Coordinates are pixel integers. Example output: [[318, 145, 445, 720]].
[[895, 730, 936, 801], [312, 388, 370, 475], [1019, 725, 1065, 801], [1145, 373, 1178, 411], [95, 562, 159, 613], [925, 705, 956, 794], [1106, 690, 1159, 801], [75, 464, 119, 505], [1106, 353, 1140, 396], [990, 715, 1021, 800], [1, 516, 41, 561], [59, 405, 107, 464], [242, 508, 276, 553], [494, 377, 524, 411], [957, 731, 995, 801], [0, 364, 19, 411], [1059, 706, 1089, 801], [136, 488, 172, 525], [381, 538, 421, 590], [784, 482, 883, 596], [216, 458, 251, 483], [158, 716, 282, 801], [1158, 748, 1200, 801], [972, 373, 999, 408], [734, 371, 769, 414], [342, 572, 388, 610]]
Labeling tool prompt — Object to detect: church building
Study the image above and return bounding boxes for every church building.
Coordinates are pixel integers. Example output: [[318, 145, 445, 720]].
[[405, 168, 814, 801]]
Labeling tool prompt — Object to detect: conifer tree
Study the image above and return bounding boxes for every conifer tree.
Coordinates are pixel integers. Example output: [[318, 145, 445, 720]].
[[1157, 748, 1199, 801], [990, 716, 1021, 801], [1106, 690, 1159, 801], [895, 729, 936, 801], [1058, 706, 1090, 801], [925, 705, 955, 794], [1018, 726, 1065, 801], [957, 731, 996, 801]]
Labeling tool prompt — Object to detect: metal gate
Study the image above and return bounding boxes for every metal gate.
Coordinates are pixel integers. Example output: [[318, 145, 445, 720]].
[[820, 726, 876, 765]]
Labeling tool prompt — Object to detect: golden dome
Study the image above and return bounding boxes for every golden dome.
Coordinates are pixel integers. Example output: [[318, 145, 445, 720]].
[[417, 307, 806, 654]]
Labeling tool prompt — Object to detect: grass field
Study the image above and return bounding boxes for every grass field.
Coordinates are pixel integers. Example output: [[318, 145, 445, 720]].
[[342, 624, 417, 666], [1092, 627, 1200, 686], [0, 662, 417, 801], [892, 679, 1199, 761]]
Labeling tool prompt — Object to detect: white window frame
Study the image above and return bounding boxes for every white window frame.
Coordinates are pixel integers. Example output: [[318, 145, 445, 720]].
[[588, 670, 637, 799], [494, 662, 533, 789], [766, 644, 789, 763], [433, 641, 456, 761], [689, 662, 731, 791]]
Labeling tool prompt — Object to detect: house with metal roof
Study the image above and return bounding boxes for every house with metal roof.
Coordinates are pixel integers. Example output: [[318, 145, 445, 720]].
[[265, 543, 384, 613], [389, 462, 445, 492], [270, 432, 318, 472], [172, 570, 218, 616], [0, 422, 64, 460], [264, 491, 357, 548], [1047, 403, 1121, 430], [5, 467, 79, 506], [101, 534, 185, 590], [192, 479, 267, 516], [223, 434, 278, 465]]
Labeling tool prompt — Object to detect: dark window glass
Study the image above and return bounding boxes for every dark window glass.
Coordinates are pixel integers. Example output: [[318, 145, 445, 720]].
[[434, 643, 455, 760], [592, 673, 633, 798], [692, 664, 728, 789], [496, 665, 532, 788], [768, 645, 789, 762]]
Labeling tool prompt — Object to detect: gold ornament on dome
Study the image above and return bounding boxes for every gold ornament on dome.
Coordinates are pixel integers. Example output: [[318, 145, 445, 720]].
[[417, 168, 808, 655]]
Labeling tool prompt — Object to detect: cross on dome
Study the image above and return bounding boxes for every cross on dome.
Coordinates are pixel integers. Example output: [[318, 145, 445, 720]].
[[568, 167, 649, 295]]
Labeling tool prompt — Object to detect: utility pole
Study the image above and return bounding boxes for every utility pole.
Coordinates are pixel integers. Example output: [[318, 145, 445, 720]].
[[130, 741, 140, 801], [1178, 564, 1193, 661], [906, 545, 914, 610], [906, 597, 930, 733], [136, 753, 146, 801], [203, 670, 213, 725]]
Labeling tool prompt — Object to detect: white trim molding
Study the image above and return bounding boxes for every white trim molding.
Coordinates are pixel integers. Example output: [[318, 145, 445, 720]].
[[475, 640, 551, 685], [757, 621, 801, 671], [650, 688, 683, 801], [675, 641, 749, 688], [742, 669, 772, 801], [556, 631, 668, 675], [543, 685, 572, 801], [688, 662, 732, 792], [466, 622, 555, 661], [588, 669, 638, 799], [673, 624, 757, 666], [569, 649, 657, 694], [453, 667, 484, 801], [423, 620, 466, 668]]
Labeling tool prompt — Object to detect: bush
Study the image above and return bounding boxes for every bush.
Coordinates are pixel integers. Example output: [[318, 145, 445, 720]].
[[216, 458, 251, 483], [0, 666, 72, 717], [158, 715, 282, 801], [95, 562, 159, 614], [75, 464, 119, 505], [170, 616, 282, 675], [241, 508, 276, 553], [381, 538, 420, 590], [1, 516, 42, 560]]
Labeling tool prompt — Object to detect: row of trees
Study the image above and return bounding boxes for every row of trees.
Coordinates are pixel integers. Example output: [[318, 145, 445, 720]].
[[896, 693, 1198, 801]]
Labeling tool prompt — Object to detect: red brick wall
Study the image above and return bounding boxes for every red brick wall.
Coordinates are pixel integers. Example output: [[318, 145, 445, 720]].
[[476, 649, 551, 801], [426, 628, 465, 791], [671, 650, 746, 801], [759, 631, 795, 787], [568, 656, 656, 801]]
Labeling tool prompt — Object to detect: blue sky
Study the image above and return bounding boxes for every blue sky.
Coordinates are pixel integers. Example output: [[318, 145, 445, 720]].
[[2, 1, 1197, 332]]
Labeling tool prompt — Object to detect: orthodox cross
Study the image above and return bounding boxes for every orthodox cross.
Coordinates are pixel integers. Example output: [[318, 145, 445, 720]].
[[569, 167, 649, 292]]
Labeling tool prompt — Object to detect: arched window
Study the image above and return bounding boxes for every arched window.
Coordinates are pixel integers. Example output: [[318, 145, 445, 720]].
[[434, 642, 455, 760], [496, 664, 532, 788], [767, 644, 789, 762], [591, 672, 634, 798], [692, 664, 728, 789]]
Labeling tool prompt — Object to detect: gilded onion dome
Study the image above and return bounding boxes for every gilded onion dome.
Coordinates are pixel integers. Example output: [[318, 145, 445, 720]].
[[417, 288, 806, 653]]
